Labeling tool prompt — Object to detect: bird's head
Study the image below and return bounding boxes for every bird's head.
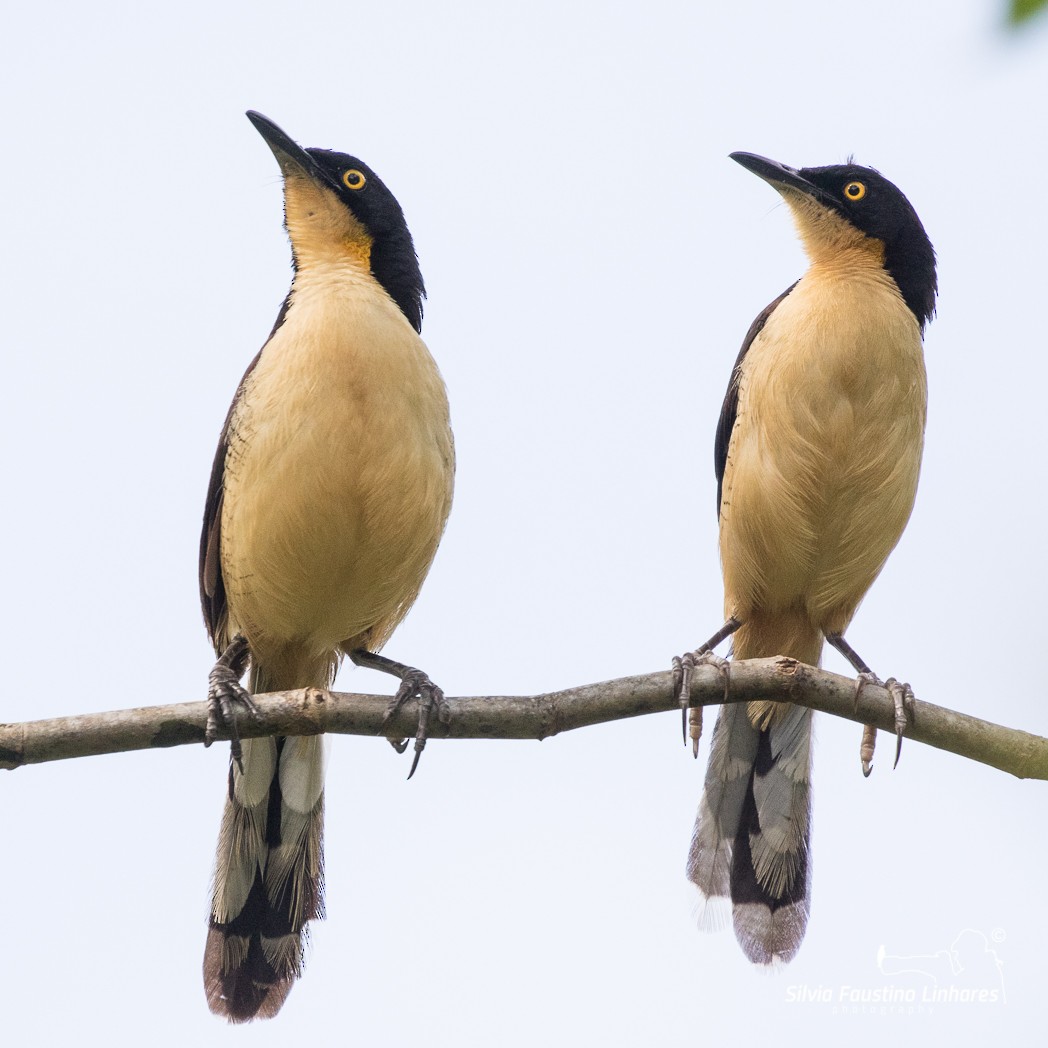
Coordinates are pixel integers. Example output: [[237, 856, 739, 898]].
[[732, 152, 936, 331], [248, 111, 425, 331]]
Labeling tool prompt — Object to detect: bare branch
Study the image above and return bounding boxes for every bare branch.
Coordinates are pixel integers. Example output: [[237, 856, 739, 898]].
[[2, 657, 1046, 780]]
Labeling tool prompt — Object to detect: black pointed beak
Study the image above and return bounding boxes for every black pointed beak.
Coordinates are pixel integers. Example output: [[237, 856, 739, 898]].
[[247, 111, 331, 187], [730, 152, 832, 206]]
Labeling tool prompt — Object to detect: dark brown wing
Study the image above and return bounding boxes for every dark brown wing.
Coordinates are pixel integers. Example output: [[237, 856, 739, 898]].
[[714, 282, 798, 517], [199, 296, 292, 647], [199, 349, 258, 648]]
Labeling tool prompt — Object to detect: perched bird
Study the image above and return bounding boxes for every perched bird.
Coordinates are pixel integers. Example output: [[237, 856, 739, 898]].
[[199, 112, 454, 1021], [674, 153, 936, 964]]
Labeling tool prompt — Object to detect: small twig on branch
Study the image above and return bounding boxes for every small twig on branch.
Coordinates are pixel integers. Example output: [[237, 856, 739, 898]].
[[2, 657, 1046, 780]]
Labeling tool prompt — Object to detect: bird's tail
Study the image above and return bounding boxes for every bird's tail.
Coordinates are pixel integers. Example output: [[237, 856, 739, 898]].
[[686, 615, 818, 964], [203, 659, 330, 1022]]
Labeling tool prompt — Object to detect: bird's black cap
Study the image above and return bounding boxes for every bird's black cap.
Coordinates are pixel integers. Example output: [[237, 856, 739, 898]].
[[247, 111, 425, 331], [731, 151, 937, 330]]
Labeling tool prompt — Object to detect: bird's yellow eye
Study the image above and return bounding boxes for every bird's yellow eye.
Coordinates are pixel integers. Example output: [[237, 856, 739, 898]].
[[342, 169, 366, 191], [844, 181, 866, 201]]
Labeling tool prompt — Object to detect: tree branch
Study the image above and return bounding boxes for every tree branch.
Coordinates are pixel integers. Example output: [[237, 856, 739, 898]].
[[2, 657, 1046, 779]]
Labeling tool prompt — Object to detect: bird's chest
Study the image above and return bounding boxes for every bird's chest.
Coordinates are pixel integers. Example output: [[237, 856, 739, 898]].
[[220, 277, 453, 647], [720, 273, 926, 612], [736, 275, 926, 492]]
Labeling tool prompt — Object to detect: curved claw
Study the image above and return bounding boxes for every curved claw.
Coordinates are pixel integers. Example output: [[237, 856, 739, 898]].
[[408, 745, 425, 780], [671, 619, 742, 754], [884, 678, 915, 769], [672, 654, 689, 743], [859, 723, 877, 778], [407, 680, 449, 780], [350, 650, 450, 776], [206, 658, 259, 773], [853, 671, 883, 776], [852, 673, 914, 774], [671, 649, 730, 758], [690, 708, 703, 759], [379, 669, 449, 779]]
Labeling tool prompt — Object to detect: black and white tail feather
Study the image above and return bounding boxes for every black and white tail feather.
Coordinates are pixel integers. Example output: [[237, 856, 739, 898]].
[[203, 665, 327, 1022], [687, 702, 813, 964]]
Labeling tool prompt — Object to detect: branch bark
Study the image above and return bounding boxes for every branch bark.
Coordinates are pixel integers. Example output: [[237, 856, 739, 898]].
[[2, 657, 1046, 780]]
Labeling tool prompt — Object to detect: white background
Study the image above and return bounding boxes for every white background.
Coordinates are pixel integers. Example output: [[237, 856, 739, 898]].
[[2, 1, 1045, 1043]]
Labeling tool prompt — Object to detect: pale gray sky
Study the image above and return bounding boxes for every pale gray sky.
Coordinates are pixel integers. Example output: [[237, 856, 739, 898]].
[[3, 1, 1046, 1044]]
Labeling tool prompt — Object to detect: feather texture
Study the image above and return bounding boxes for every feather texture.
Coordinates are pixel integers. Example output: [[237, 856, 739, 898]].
[[689, 165, 931, 964], [199, 116, 454, 1021], [204, 666, 328, 1022]]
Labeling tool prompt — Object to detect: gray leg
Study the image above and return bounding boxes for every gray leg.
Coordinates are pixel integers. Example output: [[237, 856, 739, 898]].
[[825, 632, 913, 775], [672, 617, 741, 756], [206, 634, 259, 772], [349, 649, 450, 779]]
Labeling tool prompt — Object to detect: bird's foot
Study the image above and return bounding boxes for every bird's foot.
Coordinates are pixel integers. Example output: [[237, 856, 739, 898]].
[[348, 648, 449, 778], [852, 671, 880, 777], [672, 648, 731, 757], [851, 671, 914, 775], [859, 723, 877, 779], [382, 668, 451, 779], [205, 635, 258, 772], [672, 617, 742, 752], [884, 677, 916, 770]]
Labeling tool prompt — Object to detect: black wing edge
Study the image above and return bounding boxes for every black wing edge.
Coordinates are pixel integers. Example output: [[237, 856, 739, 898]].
[[714, 282, 798, 517], [199, 295, 292, 646]]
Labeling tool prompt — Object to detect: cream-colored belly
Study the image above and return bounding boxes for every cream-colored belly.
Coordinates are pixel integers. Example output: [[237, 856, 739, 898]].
[[720, 271, 926, 633], [220, 269, 453, 665]]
